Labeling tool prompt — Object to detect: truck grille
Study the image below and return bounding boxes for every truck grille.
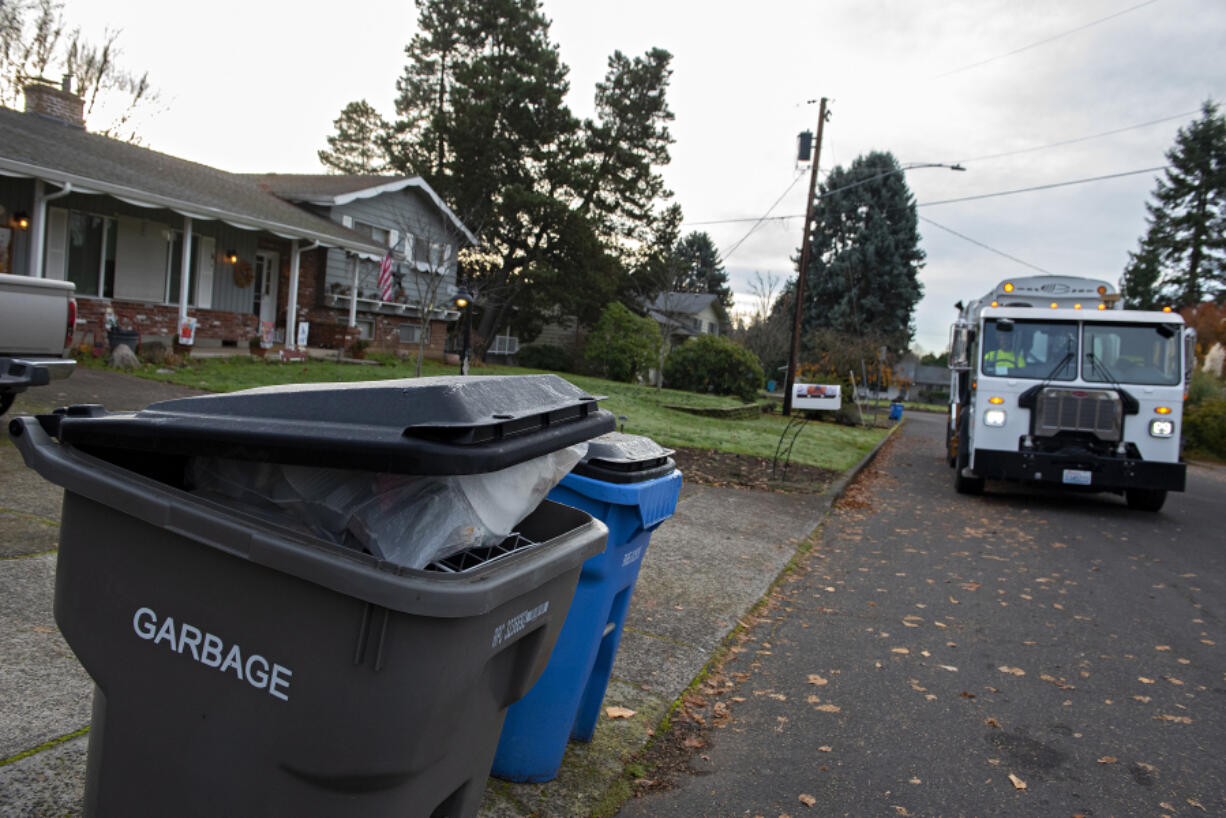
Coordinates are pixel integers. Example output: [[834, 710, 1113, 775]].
[[1033, 388, 1122, 442]]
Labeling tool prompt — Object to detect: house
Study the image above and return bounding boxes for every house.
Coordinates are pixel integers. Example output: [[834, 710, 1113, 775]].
[[0, 77, 476, 356], [647, 291, 727, 349]]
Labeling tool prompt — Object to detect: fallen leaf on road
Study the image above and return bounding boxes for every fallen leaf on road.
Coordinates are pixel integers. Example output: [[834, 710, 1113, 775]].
[[808, 674, 828, 686], [818, 746, 833, 752], [949, 596, 960, 604], [1167, 677, 1185, 686], [683, 736, 705, 748], [798, 794, 817, 807], [1155, 645, 1171, 651], [961, 691, 976, 699], [815, 704, 841, 713], [939, 665, 959, 672], [1138, 677, 1155, 684], [32, 625, 53, 634], [1134, 695, 1152, 703], [1097, 756, 1117, 764], [769, 693, 787, 701], [998, 666, 1026, 676], [909, 778, 922, 785], [891, 648, 910, 655], [986, 718, 1000, 728], [606, 706, 636, 719], [892, 807, 912, 816], [1156, 714, 1192, 724], [1008, 774, 1027, 790], [1188, 799, 1206, 811]]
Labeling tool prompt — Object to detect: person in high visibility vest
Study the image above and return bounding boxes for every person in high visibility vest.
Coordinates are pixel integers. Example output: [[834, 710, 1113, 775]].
[[984, 329, 1025, 373]]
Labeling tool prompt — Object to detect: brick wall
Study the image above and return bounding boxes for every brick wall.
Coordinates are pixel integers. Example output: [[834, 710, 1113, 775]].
[[75, 297, 259, 348], [23, 80, 85, 128]]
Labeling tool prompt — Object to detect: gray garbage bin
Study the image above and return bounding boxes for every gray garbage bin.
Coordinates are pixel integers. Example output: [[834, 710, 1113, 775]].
[[9, 375, 614, 818]]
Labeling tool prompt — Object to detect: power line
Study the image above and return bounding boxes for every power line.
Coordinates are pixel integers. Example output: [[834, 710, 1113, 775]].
[[917, 165, 1168, 207], [957, 109, 1198, 163], [718, 167, 810, 260], [934, 0, 1163, 79], [918, 215, 1055, 275], [688, 164, 1170, 226]]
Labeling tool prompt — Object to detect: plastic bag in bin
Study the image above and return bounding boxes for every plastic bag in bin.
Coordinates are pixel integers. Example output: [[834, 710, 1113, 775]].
[[187, 444, 587, 570]]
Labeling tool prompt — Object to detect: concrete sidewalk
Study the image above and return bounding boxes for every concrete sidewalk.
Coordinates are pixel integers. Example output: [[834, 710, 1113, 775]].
[[0, 371, 893, 817]]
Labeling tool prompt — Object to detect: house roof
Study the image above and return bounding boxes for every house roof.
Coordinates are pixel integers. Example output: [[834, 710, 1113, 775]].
[[649, 291, 719, 315], [0, 107, 387, 257], [245, 174, 479, 247]]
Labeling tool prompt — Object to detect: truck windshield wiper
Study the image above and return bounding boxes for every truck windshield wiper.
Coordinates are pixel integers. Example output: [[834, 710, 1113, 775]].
[[1086, 352, 1122, 391]]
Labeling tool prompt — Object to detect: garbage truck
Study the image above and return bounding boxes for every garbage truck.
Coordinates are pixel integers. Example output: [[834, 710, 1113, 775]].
[[946, 275, 1196, 511]]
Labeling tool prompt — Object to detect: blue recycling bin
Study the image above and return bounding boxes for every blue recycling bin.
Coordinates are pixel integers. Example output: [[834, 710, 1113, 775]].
[[491, 433, 682, 782], [889, 402, 904, 420]]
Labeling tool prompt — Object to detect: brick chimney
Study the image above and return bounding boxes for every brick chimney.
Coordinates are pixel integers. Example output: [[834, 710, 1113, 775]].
[[23, 75, 85, 129]]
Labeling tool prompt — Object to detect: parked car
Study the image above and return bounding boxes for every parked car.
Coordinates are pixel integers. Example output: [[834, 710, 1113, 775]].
[[0, 272, 76, 415]]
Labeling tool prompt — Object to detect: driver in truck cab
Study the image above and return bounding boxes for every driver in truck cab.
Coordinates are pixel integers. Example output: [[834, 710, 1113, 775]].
[[983, 327, 1025, 374]]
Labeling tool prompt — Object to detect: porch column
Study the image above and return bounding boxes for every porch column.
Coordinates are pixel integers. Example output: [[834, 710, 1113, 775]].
[[347, 255, 359, 327], [287, 239, 299, 349], [26, 179, 44, 278], [178, 216, 193, 327]]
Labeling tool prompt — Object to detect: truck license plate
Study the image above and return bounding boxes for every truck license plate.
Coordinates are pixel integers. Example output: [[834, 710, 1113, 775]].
[[1062, 469, 1092, 486]]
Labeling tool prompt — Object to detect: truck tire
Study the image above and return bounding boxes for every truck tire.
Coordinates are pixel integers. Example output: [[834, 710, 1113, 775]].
[[1125, 488, 1167, 512], [953, 411, 984, 495]]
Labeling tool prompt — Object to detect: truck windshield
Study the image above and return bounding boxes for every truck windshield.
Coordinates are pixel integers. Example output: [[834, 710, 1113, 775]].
[[980, 319, 1077, 380], [1082, 323, 1182, 386]]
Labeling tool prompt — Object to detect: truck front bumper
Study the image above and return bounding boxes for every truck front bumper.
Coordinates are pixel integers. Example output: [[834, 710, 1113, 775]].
[[972, 448, 1186, 493]]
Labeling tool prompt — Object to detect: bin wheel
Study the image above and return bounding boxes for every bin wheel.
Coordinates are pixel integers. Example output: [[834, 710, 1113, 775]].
[[1125, 488, 1166, 512]]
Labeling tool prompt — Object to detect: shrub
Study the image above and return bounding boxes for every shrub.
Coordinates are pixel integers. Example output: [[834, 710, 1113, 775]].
[[1184, 398, 1226, 459], [664, 334, 764, 402], [1187, 369, 1224, 406], [584, 302, 660, 382], [518, 344, 574, 373]]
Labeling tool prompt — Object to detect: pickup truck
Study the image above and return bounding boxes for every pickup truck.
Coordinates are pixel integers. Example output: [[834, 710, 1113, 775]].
[[1, 273, 76, 416]]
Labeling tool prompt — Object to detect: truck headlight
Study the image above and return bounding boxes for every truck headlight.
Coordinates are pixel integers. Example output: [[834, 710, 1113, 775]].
[[1149, 419, 1174, 438], [984, 409, 1007, 427]]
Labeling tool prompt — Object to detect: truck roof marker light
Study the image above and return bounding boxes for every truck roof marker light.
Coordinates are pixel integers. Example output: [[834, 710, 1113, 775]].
[[1097, 285, 1107, 295], [1097, 303, 1107, 310], [1050, 302, 1059, 308], [1162, 306, 1172, 313], [1003, 282, 1014, 293], [990, 301, 998, 307], [1155, 406, 1171, 415], [988, 396, 1004, 404], [1074, 303, 1082, 309]]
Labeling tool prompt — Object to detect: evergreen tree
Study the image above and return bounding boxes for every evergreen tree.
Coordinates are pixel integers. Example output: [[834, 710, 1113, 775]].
[[801, 151, 924, 354], [1126, 101, 1226, 308], [317, 100, 391, 174], [387, 0, 677, 352], [1120, 239, 1164, 310], [671, 231, 734, 309]]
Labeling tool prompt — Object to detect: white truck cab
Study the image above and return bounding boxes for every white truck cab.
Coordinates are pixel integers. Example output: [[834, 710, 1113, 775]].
[[947, 276, 1194, 511]]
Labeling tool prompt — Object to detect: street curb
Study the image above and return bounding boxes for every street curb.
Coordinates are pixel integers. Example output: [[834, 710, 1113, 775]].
[[813, 417, 904, 520]]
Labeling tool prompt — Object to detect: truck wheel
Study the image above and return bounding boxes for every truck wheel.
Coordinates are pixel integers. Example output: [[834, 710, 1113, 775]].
[[953, 412, 984, 495], [1125, 488, 1166, 512]]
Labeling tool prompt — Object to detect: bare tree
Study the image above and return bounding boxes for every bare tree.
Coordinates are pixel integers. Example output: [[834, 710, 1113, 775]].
[[390, 211, 469, 377], [0, 0, 158, 141]]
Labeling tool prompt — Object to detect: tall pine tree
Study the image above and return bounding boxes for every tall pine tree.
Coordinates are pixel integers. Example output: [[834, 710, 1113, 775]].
[[1123, 101, 1226, 308], [801, 151, 924, 354], [671, 231, 734, 309], [318, 100, 390, 174], [386, 0, 677, 350]]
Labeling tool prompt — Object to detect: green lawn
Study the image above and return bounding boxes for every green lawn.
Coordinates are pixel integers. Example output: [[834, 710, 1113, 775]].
[[82, 353, 888, 472]]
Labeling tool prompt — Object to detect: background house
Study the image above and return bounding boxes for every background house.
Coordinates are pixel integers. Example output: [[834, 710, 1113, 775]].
[[0, 77, 475, 356], [648, 291, 727, 349]]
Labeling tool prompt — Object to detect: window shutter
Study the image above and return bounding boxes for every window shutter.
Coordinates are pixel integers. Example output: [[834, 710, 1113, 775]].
[[196, 237, 215, 308], [341, 215, 353, 229], [389, 230, 400, 255]]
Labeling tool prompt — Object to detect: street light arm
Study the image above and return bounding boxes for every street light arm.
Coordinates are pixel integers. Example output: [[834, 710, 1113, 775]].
[[815, 162, 968, 201]]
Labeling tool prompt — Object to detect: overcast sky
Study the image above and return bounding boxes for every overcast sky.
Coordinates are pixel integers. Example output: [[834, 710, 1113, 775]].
[[66, 0, 1226, 352]]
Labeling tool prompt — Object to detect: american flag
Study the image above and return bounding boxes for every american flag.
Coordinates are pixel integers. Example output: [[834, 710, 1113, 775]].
[[377, 252, 394, 301]]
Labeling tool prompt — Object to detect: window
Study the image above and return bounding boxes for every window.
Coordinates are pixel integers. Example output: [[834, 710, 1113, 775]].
[[980, 318, 1077, 381], [65, 212, 117, 297], [353, 220, 390, 247], [399, 323, 422, 344], [166, 233, 205, 306], [1083, 323, 1181, 386]]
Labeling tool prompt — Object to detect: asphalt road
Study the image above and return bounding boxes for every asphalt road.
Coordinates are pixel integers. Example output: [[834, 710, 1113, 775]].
[[618, 412, 1225, 818]]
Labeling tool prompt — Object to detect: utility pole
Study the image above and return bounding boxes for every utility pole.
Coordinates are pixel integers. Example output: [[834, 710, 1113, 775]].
[[783, 96, 828, 417]]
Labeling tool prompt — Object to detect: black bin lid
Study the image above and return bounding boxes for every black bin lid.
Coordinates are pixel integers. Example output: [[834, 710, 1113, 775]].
[[46, 375, 615, 475], [572, 432, 676, 483]]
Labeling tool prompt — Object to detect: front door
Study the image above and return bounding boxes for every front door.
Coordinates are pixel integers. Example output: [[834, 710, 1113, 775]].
[[252, 251, 279, 329]]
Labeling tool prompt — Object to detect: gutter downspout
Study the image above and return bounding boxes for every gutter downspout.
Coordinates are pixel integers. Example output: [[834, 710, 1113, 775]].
[[287, 240, 320, 349], [178, 215, 193, 329], [28, 180, 73, 278]]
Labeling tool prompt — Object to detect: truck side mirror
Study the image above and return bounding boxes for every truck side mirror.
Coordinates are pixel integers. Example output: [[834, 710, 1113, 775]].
[[949, 324, 972, 370], [1184, 327, 1198, 385]]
